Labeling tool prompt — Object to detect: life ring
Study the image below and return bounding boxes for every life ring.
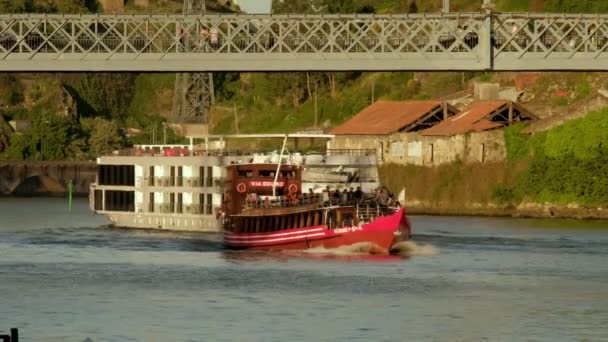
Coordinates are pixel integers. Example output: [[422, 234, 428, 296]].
[[236, 182, 246, 193], [288, 183, 298, 194]]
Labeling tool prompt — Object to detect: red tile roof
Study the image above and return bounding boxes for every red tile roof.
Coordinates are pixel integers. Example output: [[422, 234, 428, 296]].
[[421, 100, 511, 136], [331, 100, 448, 135]]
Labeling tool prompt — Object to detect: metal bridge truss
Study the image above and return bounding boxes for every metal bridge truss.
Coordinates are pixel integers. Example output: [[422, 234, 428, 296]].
[[171, 0, 214, 124], [1, 13, 608, 71]]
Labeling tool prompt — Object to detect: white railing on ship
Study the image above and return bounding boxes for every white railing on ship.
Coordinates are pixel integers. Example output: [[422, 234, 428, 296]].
[[136, 176, 221, 188], [244, 194, 323, 210]]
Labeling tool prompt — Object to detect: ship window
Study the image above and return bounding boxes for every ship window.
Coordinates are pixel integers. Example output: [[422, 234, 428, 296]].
[[206, 194, 213, 215], [259, 170, 274, 177], [238, 170, 253, 178]]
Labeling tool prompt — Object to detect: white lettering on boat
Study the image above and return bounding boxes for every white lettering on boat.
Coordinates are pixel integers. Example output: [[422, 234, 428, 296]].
[[248, 181, 285, 187], [333, 226, 364, 234]]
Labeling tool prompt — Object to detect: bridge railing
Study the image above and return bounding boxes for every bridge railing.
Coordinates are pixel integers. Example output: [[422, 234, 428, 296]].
[[0, 13, 607, 71], [491, 13, 608, 70]]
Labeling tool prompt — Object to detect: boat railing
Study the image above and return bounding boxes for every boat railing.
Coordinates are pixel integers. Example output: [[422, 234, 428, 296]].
[[136, 176, 221, 189], [356, 203, 398, 223], [243, 193, 323, 210], [357, 204, 381, 222]]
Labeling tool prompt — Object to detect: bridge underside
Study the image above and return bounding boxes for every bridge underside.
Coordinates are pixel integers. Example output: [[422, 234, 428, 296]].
[[1, 13, 608, 71]]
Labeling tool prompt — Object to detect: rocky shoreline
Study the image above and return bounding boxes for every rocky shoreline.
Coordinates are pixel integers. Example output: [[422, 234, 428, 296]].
[[406, 201, 608, 220]]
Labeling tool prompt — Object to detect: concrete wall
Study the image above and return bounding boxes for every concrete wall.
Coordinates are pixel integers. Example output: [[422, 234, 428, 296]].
[[329, 130, 506, 166], [0, 161, 97, 196]]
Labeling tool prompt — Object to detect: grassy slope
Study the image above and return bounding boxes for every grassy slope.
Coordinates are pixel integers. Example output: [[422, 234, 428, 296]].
[[380, 107, 608, 208]]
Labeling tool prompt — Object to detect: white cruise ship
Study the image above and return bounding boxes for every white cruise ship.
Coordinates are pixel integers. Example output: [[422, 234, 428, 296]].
[[89, 135, 380, 232]]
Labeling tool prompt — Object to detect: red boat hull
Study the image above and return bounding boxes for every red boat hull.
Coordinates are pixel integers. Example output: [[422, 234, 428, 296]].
[[224, 208, 411, 253]]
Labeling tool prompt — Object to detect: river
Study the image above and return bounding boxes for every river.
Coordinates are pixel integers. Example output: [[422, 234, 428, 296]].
[[1, 198, 607, 342]]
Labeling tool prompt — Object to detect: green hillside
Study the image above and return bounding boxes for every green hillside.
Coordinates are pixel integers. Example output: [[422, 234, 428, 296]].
[[2, 0, 608, 161]]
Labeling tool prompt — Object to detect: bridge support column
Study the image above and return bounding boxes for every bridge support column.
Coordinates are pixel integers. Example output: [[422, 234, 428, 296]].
[[479, 14, 493, 71], [172, 0, 215, 125]]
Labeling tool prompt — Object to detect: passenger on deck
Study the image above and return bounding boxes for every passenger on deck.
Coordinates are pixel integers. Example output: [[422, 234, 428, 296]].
[[341, 189, 348, 205], [354, 186, 363, 203], [332, 189, 341, 205], [322, 186, 330, 206]]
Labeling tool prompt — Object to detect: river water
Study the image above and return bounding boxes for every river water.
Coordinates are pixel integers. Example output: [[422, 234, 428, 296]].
[[1, 198, 607, 342]]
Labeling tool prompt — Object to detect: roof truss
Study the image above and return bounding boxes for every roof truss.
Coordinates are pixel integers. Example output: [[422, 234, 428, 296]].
[[400, 103, 459, 132]]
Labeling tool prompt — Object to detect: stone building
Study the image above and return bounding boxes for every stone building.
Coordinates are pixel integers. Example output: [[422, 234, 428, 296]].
[[328, 100, 458, 161], [329, 100, 538, 166]]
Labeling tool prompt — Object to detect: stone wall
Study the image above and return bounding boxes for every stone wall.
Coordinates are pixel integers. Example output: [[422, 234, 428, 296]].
[[328, 130, 506, 166], [0, 161, 97, 196]]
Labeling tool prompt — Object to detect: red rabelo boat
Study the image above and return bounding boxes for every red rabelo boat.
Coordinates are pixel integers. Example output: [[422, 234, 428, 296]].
[[221, 155, 411, 254]]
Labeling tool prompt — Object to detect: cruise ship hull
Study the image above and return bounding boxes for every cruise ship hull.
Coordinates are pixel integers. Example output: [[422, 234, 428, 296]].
[[224, 208, 410, 254]]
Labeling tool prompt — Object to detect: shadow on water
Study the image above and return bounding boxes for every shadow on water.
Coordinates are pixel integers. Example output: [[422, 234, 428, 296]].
[[2, 223, 445, 261], [2, 225, 225, 253]]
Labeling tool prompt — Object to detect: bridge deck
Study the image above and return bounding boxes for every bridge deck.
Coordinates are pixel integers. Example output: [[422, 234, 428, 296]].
[[0, 13, 607, 71]]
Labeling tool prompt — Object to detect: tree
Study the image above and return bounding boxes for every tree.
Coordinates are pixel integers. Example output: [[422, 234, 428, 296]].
[[81, 117, 123, 158], [325, 0, 356, 13], [33, 113, 81, 160], [0, 115, 12, 152], [54, 0, 87, 13], [0, 0, 26, 13], [271, 0, 317, 13], [0, 75, 23, 106], [72, 74, 136, 121], [3, 131, 35, 160]]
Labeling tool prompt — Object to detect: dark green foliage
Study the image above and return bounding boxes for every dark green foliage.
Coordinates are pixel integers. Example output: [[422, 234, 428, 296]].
[[213, 73, 240, 101], [0, 0, 88, 13], [491, 184, 519, 205], [72, 74, 136, 121], [0, 115, 12, 152], [326, 0, 356, 13], [0, 0, 26, 13], [4, 112, 82, 160], [0, 74, 23, 106], [507, 108, 608, 205], [81, 117, 123, 157], [503, 124, 530, 162], [519, 153, 608, 205], [544, 0, 608, 13]]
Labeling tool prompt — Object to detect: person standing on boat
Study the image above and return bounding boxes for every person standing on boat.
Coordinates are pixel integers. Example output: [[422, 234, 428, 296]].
[[332, 189, 341, 205], [308, 188, 315, 203], [341, 188, 348, 206], [322, 186, 330, 206], [354, 186, 363, 204]]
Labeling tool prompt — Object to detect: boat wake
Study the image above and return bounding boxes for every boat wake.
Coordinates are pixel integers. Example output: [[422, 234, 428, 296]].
[[390, 241, 440, 257], [301, 242, 390, 256]]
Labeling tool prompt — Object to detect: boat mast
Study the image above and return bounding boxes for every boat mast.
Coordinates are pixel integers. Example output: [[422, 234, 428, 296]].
[[272, 135, 288, 197]]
